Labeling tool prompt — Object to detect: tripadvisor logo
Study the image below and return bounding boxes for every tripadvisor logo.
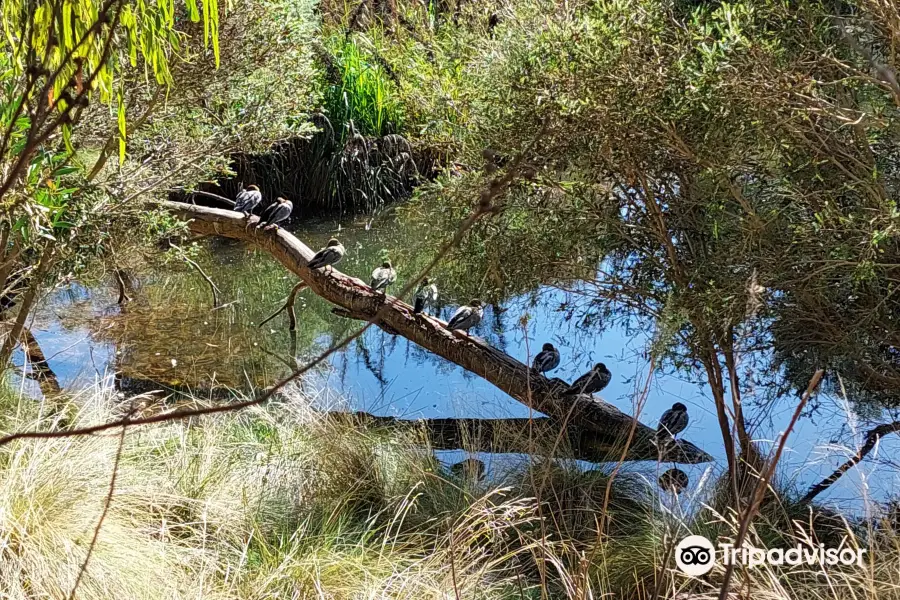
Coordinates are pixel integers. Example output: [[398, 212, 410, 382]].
[[675, 535, 867, 577], [675, 536, 716, 576]]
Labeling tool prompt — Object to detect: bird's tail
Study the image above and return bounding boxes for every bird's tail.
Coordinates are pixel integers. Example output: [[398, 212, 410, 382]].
[[414, 297, 425, 313]]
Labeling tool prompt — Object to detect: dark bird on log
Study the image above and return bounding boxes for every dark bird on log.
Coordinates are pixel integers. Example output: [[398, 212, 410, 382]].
[[234, 184, 262, 217], [370, 260, 397, 294], [447, 299, 483, 332], [564, 362, 611, 395], [532, 342, 560, 374], [658, 468, 689, 494], [450, 458, 485, 481], [307, 238, 345, 272], [657, 402, 689, 444], [256, 197, 293, 230], [414, 277, 438, 314]]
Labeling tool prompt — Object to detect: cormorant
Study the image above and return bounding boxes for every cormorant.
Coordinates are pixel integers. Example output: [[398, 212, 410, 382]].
[[256, 197, 293, 230], [564, 363, 612, 395], [658, 468, 689, 494], [414, 277, 438, 314], [370, 261, 397, 294], [446, 299, 483, 332], [234, 184, 262, 217], [307, 238, 345, 272], [657, 402, 689, 444], [532, 342, 560, 374]]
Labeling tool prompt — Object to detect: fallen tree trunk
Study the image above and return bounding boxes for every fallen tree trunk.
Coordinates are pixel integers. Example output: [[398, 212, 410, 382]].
[[163, 201, 712, 464]]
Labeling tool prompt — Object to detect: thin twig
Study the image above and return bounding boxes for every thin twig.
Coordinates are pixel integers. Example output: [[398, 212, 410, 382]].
[[66, 421, 127, 600], [717, 369, 824, 600], [258, 282, 307, 330], [185, 190, 236, 206], [114, 269, 131, 305], [169, 243, 220, 308]]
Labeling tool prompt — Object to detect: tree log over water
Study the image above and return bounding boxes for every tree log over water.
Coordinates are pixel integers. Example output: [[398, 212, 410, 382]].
[[163, 201, 712, 464]]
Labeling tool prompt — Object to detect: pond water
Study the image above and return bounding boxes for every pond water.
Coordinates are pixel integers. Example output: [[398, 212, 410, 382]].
[[13, 208, 900, 512]]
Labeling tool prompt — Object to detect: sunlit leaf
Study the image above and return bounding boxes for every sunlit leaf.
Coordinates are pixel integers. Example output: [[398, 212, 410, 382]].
[[118, 93, 127, 164]]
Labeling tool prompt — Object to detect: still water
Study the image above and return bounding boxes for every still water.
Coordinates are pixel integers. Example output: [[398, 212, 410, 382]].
[[13, 209, 900, 511]]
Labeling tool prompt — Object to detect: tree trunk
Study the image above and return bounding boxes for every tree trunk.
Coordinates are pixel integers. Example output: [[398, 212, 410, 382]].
[[21, 328, 62, 395], [0, 248, 55, 367], [163, 201, 712, 464]]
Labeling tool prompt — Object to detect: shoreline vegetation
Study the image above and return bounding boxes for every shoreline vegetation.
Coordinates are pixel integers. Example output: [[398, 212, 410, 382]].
[[1, 383, 898, 600]]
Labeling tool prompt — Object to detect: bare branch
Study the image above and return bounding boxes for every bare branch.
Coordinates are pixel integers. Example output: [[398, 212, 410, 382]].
[[800, 420, 900, 504], [258, 281, 307, 330], [169, 242, 220, 308]]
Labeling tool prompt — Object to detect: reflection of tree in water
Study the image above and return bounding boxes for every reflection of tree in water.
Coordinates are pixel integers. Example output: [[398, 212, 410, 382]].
[[355, 335, 388, 387], [48, 208, 598, 399], [94, 302, 282, 392]]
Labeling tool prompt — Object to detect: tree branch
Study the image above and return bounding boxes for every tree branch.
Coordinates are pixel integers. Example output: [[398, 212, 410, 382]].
[[21, 328, 61, 395], [259, 281, 307, 330], [66, 421, 126, 600], [800, 420, 900, 504], [169, 242, 220, 308]]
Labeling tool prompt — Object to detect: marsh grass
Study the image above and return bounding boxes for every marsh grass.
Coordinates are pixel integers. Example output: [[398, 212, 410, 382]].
[[1, 384, 899, 599]]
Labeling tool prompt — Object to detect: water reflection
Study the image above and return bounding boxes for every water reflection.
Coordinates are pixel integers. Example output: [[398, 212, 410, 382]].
[[15, 210, 900, 510]]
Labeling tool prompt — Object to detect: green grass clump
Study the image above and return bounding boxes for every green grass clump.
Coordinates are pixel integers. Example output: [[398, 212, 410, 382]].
[[320, 38, 404, 139]]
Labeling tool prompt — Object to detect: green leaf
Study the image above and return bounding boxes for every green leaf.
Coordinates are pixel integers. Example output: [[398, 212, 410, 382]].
[[117, 92, 127, 164]]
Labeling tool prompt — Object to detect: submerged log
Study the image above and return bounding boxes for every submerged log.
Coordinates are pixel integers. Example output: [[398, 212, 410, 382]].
[[337, 413, 702, 463], [22, 328, 62, 396], [163, 201, 712, 464]]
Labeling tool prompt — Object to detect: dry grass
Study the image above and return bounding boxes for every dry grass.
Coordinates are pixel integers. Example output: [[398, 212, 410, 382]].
[[0, 384, 899, 599]]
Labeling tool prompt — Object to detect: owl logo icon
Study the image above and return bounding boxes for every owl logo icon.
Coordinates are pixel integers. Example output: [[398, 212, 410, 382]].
[[675, 535, 716, 576]]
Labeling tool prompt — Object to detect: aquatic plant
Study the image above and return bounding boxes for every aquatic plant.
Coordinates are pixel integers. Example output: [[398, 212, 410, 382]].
[[319, 38, 405, 139]]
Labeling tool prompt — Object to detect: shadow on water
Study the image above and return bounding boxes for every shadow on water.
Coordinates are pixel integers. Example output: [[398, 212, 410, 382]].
[[16, 209, 900, 510]]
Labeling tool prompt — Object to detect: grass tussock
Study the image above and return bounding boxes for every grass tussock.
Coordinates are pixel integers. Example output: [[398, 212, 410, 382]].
[[1, 384, 899, 599]]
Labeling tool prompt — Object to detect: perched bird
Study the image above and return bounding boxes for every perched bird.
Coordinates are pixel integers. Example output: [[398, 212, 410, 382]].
[[532, 342, 561, 374], [234, 184, 262, 217], [564, 363, 612, 395], [307, 238, 345, 272], [658, 468, 689, 494], [256, 197, 293, 230], [370, 261, 397, 294], [446, 299, 484, 332], [413, 277, 438, 314], [657, 402, 689, 443], [488, 13, 500, 37], [450, 458, 485, 481]]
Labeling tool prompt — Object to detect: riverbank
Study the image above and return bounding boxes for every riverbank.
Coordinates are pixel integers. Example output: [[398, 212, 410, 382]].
[[0, 383, 897, 599]]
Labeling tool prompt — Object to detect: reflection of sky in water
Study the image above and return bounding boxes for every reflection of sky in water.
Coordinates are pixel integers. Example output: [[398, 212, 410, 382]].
[[314, 286, 900, 511], [11, 237, 900, 514]]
